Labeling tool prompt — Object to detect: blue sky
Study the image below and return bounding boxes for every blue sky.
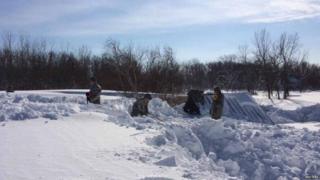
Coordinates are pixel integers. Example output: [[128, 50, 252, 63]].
[[0, 0, 319, 63]]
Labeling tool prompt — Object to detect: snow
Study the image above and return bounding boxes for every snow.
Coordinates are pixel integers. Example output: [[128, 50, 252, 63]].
[[0, 112, 184, 180], [1, 90, 320, 179], [253, 91, 320, 126], [191, 118, 320, 179], [154, 156, 177, 167], [0, 93, 81, 121], [253, 91, 320, 110]]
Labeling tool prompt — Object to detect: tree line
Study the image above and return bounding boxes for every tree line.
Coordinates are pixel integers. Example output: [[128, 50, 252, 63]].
[[0, 30, 319, 99]]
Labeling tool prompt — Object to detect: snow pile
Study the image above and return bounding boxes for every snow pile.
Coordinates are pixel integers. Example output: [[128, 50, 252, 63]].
[[165, 124, 205, 160], [0, 93, 81, 121], [151, 117, 320, 179], [263, 103, 320, 123], [137, 96, 320, 179], [148, 98, 180, 118], [141, 96, 320, 179], [81, 97, 136, 126], [191, 119, 320, 179], [0, 92, 137, 123]]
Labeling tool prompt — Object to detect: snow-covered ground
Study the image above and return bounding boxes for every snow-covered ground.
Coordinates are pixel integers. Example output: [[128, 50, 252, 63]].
[[1, 90, 320, 180], [253, 91, 320, 127]]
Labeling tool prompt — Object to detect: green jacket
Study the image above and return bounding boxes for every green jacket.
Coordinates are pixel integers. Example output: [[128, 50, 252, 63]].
[[131, 98, 150, 117]]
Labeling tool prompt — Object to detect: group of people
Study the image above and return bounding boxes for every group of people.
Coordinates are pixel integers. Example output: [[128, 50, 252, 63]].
[[86, 77, 224, 119]]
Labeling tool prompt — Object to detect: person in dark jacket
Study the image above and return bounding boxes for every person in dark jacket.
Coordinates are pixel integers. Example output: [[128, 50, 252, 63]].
[[131, 94, 152, 117], [183, 90, 204, 115], [6, 85, 14, 93], [210, 87, 224, 119], [86, 77, 102, 104]]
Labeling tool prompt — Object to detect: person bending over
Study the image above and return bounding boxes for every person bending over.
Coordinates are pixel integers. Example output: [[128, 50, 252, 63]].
[[86, 77, 102, 104]]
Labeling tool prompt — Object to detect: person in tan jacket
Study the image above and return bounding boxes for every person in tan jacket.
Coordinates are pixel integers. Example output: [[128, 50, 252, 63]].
[[211, 87, 224, 119]]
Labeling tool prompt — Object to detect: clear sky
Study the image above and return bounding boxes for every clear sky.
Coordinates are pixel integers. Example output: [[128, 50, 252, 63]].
[[0, 0, 319, 63]]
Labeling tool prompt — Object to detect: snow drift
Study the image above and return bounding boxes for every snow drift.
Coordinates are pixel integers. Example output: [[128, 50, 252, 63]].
[[191, 119, 320, 179], [263, 103, 320, 123], [0, 93, 82, 121]]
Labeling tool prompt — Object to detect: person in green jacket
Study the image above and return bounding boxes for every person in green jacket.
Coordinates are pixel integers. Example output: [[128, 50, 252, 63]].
[[210, 87, 224, 119], [131, 94, 152, 117]]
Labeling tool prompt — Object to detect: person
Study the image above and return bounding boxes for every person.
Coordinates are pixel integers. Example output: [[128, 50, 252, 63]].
[[210, 87, 224, 119], [131, 94, 152, 117], [6, 85, 14, 93], [183, 90, 204, 115], [86, 77, 102, 104]]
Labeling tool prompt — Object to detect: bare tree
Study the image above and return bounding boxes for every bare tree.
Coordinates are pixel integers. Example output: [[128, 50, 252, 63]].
[[104, 39, 144, 92], [182, 59, 207, 90], [253, 29, 273, 99], [277, 32, 301, 99], [238, 45, 258, 94]]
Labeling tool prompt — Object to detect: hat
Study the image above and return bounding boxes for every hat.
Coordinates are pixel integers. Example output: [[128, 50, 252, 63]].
[[214, 86, 221, 92], [144, 94, 152, 100]]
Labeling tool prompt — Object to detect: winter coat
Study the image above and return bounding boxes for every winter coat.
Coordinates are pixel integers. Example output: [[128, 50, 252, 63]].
[[131, 98, 150, 117], [183, 90, 204, 115], [210, 92, 224, 119], [87, 83, 102, 104], [183, 98, 200, 115]]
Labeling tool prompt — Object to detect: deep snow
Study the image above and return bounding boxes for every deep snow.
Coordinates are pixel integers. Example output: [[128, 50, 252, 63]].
[[254, 91, 320, 124], [1, 90, 320, 180]]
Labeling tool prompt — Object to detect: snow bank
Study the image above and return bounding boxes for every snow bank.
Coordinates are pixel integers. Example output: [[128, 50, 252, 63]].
[[139, 96, 320, 179], [154, 117, 320, 179], [0, 93, 82, 121], [148, 98, 179, 118], [0, 92, 136, 123], [165, 125, 205, 160], [191, 119, 320, 179], [263, 103, 320, 123]]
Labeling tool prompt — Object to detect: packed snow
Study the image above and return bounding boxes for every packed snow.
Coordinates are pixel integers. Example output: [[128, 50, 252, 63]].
[[254, 91, 320, 124], [1, 90, 320, 180]]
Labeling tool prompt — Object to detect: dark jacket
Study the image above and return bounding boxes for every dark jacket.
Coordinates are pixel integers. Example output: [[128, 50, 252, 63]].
[[183, 90, 204, 115]]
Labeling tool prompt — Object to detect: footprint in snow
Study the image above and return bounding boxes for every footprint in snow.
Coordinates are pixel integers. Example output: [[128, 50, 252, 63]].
[[1, 123, 5, 127]]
